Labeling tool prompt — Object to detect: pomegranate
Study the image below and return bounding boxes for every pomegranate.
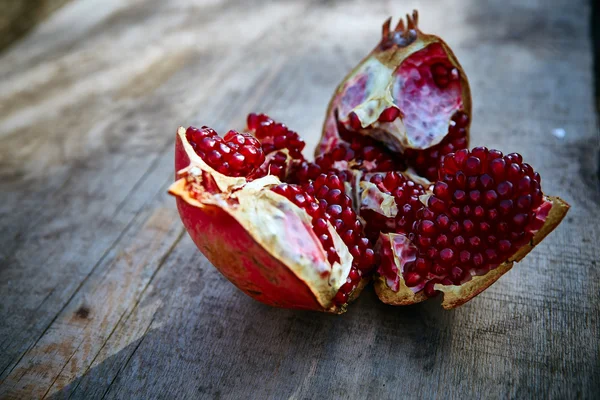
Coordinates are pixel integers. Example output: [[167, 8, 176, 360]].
[[361, 148, 569, 308], [169, 11, 569, 312], [318, 10, 471, 182], [169, 118, 375, 313]]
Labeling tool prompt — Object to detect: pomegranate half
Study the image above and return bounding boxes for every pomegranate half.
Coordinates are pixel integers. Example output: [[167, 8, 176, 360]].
[[169, 119, 375, 313], [318, 10, 472, 182], [359, 149, 569, 308]]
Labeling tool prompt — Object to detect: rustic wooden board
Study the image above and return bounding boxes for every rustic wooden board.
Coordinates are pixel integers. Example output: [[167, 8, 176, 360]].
[[0, 0, 72, 52], [0, 0, 598, 398]]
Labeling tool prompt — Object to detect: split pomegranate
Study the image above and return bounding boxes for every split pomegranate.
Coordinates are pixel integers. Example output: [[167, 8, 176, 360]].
[[169, 10, 569, 312]]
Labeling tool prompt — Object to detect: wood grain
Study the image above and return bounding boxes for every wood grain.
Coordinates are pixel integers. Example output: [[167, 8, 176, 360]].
[[0, 0, 598, 398], [0, 0, 72, 52]]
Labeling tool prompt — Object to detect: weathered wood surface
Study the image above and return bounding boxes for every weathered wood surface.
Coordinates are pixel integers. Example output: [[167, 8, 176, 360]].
[[0, 0, 598, 398], [0, 0, 72, 52]]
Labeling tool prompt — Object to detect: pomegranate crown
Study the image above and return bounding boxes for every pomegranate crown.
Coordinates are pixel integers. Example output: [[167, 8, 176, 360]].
[[380, 10, 420, 49]]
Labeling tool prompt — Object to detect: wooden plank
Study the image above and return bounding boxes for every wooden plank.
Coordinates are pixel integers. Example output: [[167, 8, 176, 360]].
[[0, 0, 306, 390], [0, 0, 598, 398], [0, 206, 183, 399], [0, 0, 72, 52]]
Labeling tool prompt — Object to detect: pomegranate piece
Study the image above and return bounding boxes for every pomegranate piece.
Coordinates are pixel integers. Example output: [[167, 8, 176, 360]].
[[185, 126, 265, 177], [169, 122, 374, 313], [318, 10, 471, 183], [362, 148, 570, 308], [273, 176, 374, 306]]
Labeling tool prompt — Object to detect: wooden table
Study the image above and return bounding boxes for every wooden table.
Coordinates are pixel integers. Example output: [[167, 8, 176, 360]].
[[1, 0, 598, 398]]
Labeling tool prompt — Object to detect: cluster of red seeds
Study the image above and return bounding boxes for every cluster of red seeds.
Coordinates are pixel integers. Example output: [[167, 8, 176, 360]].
[[291, 137, 405, 184], [185, 110, 548, 306], [249, 151, 289, 180], [305, 174, 376, 305], [185, 127, 265, 177], [362, 172, 426, 242], [272, 175, 375, 305], [404, 111, 469, 181], [247, 113, 306, 160], [304, 174, 376, 269], [401, 147, 543, 296], [430, 62, 459, 89]]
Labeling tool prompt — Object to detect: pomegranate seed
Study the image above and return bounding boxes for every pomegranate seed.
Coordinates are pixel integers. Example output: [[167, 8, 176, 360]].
[[450, 267, 463, 281], [349, 112, 362, 131], [459, 250, 471, 263], [379, 107, 401, 122], [333, 291, 348, 305], [454, 236, 465, 247], [423, 281, 439, 297], [465, 157, 481, 175], [439, 248, 454, 262], [405, 272, 422, 287], [453, 190, 467, 203]]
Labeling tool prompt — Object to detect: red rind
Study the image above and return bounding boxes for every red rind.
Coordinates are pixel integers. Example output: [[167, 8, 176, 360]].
[[174, 193, 339, 311]]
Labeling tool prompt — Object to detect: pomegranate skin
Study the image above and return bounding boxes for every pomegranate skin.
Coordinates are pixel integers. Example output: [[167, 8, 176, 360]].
[[175, 130, 191, 172], [174, 197, 327, 310]]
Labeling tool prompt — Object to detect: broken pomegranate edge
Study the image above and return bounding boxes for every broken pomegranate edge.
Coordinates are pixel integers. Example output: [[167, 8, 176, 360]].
[[169, 127, 366, 314], [318, 10, 472, 160], [374, 196, 569, 309]]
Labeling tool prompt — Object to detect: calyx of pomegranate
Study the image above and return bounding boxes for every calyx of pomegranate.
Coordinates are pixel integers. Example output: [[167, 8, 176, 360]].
[[168, 11, 569, 313]]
